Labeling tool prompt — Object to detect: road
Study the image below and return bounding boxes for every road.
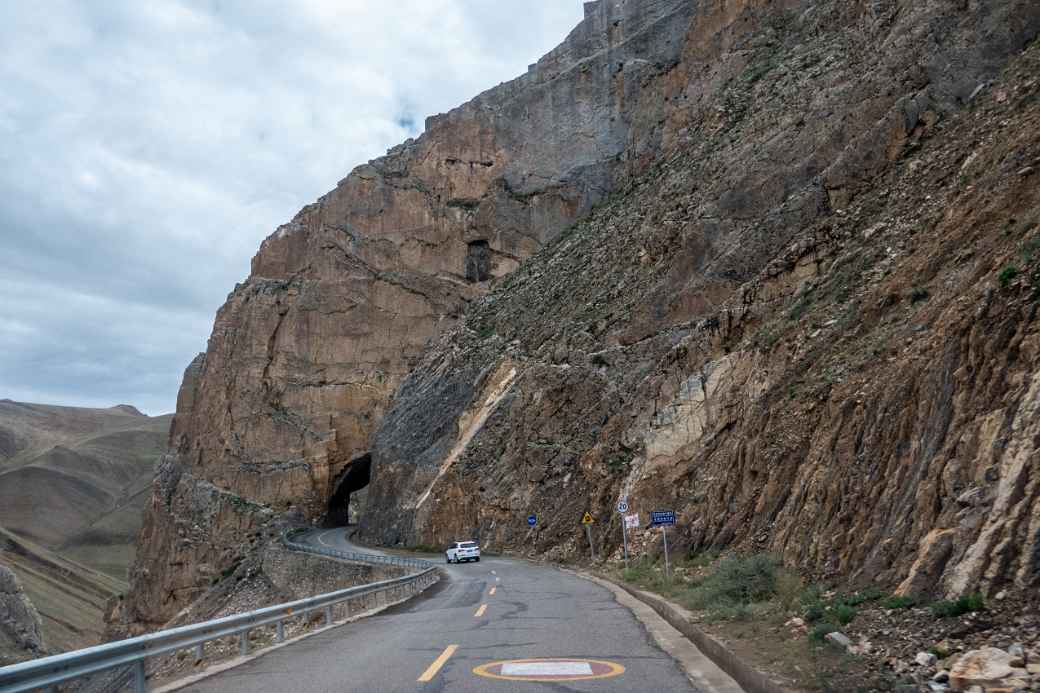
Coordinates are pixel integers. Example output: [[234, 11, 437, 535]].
[[181, 528, 707, 693]]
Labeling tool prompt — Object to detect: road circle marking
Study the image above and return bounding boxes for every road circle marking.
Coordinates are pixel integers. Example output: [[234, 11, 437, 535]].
[[472, 658, 624, 682]]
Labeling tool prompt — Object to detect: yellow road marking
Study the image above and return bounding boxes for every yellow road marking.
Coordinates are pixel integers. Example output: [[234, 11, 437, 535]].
[[418, 644, 458, 682], [488, 587, 496, 596], [474, 603, 488, 618]]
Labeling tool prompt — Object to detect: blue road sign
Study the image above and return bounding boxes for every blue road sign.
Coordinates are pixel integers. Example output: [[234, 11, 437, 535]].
[[527, 514, 537, 526], [650, 510, 676, 527]]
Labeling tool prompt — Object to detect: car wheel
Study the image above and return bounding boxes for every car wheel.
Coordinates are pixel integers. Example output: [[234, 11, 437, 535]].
[[475, 557, 480, 562]]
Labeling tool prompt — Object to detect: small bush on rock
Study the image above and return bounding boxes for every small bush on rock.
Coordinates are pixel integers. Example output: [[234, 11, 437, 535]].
[[881, 595, 916, 610], [931, 593, 985, 618]]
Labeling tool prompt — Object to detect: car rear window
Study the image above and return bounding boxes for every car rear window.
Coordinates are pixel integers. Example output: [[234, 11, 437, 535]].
[[460, 542, 478, 549]]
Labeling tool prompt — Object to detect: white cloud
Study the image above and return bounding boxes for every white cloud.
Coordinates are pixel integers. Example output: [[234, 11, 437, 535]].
[[0, 0, 584, 414]]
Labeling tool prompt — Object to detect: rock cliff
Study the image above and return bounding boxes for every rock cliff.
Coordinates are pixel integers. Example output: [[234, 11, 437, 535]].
[[360, 0, 1040, 601], [127, 0, 698, 628], [129, 0, 1040, 630], [0, 564, 46, 666]]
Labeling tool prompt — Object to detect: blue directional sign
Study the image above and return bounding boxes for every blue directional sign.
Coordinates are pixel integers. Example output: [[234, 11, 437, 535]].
[[527, 514, 537, 526], [650, 510, 676, 527]]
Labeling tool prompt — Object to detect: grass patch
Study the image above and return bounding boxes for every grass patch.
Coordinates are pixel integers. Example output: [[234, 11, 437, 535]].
[[809, 622, 840, 643], [833, 603, 857, 626], [998, 265, 1019, 287], [880, 594, 916, 610], [683, 555, 783, 608], [931, 593, 985, 618], [753, 321, 785, 351], [620, 554, 798, 621]]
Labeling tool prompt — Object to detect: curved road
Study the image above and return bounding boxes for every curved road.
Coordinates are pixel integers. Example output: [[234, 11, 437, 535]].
[[180, 528, 713, 693]]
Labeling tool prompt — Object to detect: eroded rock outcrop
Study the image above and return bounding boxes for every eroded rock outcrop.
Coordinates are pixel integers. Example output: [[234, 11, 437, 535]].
[[0, 564, 46, 666], [360, 0, 1040, 600], [130, 0, 1040, 633], [128, 0, 698, 628]]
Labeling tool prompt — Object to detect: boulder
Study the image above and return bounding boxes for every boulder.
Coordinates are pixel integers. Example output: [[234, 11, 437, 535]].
[[948, 648, 1018, 691]]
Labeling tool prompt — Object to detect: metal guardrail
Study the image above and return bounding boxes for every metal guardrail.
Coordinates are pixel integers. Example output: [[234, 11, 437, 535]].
[[0, 532, 436, 693], [282, 532, 433, 570]]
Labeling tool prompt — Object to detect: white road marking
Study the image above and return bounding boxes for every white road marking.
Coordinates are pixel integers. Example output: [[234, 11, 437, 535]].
[[318, 530, 335, 547], [501, 662, 593, 676]]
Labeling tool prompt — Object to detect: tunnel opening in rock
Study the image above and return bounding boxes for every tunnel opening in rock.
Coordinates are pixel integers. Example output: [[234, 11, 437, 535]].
[[326, 453, 371, 527], [465, 240, 491, 282]]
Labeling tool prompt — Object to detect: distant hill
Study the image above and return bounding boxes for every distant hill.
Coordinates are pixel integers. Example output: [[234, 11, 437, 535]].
[[0, 527, 125, 654], [0, 401, 171, 651]]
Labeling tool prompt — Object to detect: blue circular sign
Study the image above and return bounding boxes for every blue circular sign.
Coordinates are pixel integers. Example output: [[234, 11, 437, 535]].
[[527, 514, 536, 526]]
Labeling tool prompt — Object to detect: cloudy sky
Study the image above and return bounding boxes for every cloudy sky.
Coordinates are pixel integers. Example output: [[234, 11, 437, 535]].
[[0, 1, 583, 415]]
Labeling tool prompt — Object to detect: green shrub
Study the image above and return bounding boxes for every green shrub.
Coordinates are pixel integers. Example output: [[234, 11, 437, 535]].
[[909, 287, 930, 304], [931, 593, 985, 618], [843, 587, 884, 607], [998, 266, 1019, 287], [693, 555, 780, 605], [809, 622, 840, 643], [804, 603, 826, 623], [881, 595, 916, 610], [833, 603, 857, 626]]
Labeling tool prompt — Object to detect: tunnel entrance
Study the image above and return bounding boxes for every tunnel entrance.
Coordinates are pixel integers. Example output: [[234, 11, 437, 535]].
[[325, 453, 371, 527], [465, 240, 491, 282]]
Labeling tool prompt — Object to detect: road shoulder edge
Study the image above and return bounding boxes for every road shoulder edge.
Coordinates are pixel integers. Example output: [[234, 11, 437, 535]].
[[576, 572, 746, 693], [587, 572, 794, 693], [153, 572, 441, 693]]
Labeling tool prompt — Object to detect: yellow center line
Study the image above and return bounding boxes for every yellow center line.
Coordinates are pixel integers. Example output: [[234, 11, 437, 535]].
[[418, 644, 458, 683], [474, 603, 488, 618], [488, 586, 497, 596]]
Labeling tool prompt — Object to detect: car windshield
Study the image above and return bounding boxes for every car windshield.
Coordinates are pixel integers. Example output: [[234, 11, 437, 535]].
[[460, 542, 478, 549]]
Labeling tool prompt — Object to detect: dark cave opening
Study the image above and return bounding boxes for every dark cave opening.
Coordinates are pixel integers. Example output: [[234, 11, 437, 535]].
[[325, 453, 371, 527], [465, 240, 491, 282]]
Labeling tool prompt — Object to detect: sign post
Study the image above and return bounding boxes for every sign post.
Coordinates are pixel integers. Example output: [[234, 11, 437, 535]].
[[581, 512, 596, 560], [650, 510, 676, 580], [616, 498, 630, 569], [623, 513, 639, 571]]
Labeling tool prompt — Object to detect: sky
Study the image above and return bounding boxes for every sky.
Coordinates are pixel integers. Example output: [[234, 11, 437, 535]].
[[0, 1, 584, 416]]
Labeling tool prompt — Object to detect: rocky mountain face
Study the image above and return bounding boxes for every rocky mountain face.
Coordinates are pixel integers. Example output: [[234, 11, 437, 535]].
[[0, 564, 46, 666], [128, 0, 1040, 630], [126, 0, 696, 628], [0, 401, 169, 652]]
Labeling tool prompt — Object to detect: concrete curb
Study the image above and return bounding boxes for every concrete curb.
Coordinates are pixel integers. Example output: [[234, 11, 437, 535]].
[[596, 574, 794, 693]]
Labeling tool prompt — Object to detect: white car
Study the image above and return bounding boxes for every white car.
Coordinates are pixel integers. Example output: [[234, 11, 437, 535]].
[[446, 540, 480, 563]]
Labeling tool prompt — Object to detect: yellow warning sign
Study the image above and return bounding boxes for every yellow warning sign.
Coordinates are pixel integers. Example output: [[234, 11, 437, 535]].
[[581, 512, 594, 525]]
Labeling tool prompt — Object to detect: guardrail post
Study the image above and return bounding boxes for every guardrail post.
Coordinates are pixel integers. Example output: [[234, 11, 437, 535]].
[[324, 606, 332, 626], [194, 643, 204, 662], [239, 630, 249, 657], [276, 619, 284, 643], [134, 660, 146, 693]]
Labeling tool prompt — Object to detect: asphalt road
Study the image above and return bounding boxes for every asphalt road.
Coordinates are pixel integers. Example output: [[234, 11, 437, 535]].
[[181, 528, 703, 693]]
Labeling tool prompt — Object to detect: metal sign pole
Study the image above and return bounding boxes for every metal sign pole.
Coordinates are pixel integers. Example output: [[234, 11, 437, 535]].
[[622, 520, 629, 569], [662, 526, 670, 580], [585, 523, 596, 560]]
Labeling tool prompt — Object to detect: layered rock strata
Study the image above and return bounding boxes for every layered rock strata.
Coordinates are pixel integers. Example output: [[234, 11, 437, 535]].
[[131, 0, 1040, 632], [128, 0, 698, 627], [360, 0, 1040, 600]]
